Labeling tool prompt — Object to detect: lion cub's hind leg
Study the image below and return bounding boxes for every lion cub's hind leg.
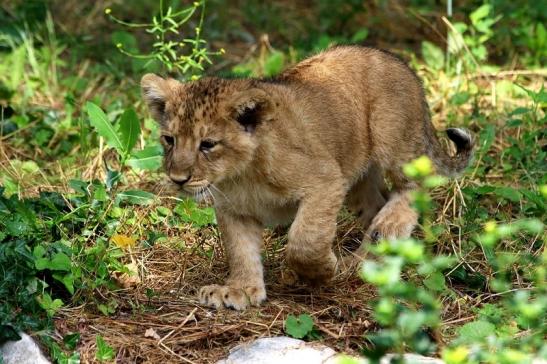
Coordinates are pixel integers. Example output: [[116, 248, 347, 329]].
[[345, 163, 389, 230], [367, 170, 418, 241]]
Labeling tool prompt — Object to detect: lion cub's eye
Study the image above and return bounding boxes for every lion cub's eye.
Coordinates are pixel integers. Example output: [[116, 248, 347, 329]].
[[199, 139, 218, 152], [161, 135, 175, 147]]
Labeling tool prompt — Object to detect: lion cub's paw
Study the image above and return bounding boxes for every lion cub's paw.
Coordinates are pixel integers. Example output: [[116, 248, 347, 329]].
[[367, 200, 418, 241], [198, 284, 266, 310]]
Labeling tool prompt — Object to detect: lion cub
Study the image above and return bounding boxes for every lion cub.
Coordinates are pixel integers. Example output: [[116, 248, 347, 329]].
[[141, 46, 473, 310]]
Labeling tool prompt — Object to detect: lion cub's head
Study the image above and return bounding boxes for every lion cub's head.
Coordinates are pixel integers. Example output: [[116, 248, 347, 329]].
[[141, 74, 273, 197]]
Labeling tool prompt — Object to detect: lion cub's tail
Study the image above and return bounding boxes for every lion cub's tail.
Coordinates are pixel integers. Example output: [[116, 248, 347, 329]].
[[426, 126, 474, 177]]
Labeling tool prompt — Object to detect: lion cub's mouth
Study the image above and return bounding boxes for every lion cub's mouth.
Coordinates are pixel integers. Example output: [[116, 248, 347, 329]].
[[181, 180, 212, 201]]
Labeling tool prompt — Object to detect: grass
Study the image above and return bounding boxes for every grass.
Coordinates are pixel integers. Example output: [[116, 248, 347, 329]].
[[0, 1, 546, 363]]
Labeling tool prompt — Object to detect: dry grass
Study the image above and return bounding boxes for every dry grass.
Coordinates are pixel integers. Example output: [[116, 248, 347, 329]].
[[52, 212, 379, 363]]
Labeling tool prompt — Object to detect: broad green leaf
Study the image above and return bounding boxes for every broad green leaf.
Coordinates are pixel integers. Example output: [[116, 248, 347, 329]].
[[106, 169, 121, 191], [116, 190, 155, 205], [38, 293, 64, 317], [424, 272, 446, 291], [0, 325, 21, 343], [118, 108, 141, 156], [127, 145, 163, 171], [494, 187, 521, 202], [53, 272, 75, 295], [422, 41, 444, 71], [351, 28, 369, 42], [63, 333, 81, 351], [95, 335, 115, 361], [285, 314, 314, 339], [85, 102, 124, 153], [49, 252, 72, 271], [456, 320, 495, 344], [174, 199, 216, 227], [397, 311, 426, 336], [264, 51, 284, 77], [470, 4, 491, 27]]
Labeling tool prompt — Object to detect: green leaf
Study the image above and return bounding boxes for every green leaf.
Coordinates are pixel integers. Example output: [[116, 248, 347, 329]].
[[53, 272, 75, 295], [95, 335, 115, 361], [456, 320, 495, 344], [127, 145, 163, 171], [422, 41, 444, 70], [173, 199, 216, 227], [470, 4, 491, 27], [424, 272, 446, 291], [450, 92, 470, 106], [85, 102, 124, 153], [49, 252, 72, 271], [264, 51, 284, 77], [116, 190, 155, 205], [117, 108, 141, 157], [0, 325, 21, 344], [63, 332, 81, 350], [285, 314, 314, 339], [351, 28, 369, 42], [106, 169, 121, 191], [38, 293, 64, 317], [494, 187, 521, 202]]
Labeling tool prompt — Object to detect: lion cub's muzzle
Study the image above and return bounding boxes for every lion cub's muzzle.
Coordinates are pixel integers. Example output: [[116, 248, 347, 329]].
[[170, 176, 212, 200]]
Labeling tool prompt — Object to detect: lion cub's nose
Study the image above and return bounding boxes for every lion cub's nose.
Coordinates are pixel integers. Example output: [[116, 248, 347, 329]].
[[170, 174, 191, 185]]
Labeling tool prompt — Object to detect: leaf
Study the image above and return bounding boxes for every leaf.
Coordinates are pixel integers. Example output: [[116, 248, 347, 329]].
[[456, 320, 495, 344], [351, 28, 369, 42], [173, 199, 216, 227], [0, 325, 21, 344], [49, 252, 72, 271], [117, 108, 141, 157], [144, 328, 160, 340], [494, 187, 521, 202], [53, 272, 75, 295], [470, 4, 491, 27], [106, 169, 121, 191], [264, 51, 284, 77], [450, 92, 470, 106], [38, 293, 64, 317], [422, 41, 444, 70], [111, 234, 137, 249], [285, 314, 314, 339], [35, 252, 72, 272], [127, 144, 163, 171], [116, 190, 155, 205], [85, 102, 124, 153], [95, 335, 115, 361], [424, 272, 447, 291], [63, 332, 81, 350]]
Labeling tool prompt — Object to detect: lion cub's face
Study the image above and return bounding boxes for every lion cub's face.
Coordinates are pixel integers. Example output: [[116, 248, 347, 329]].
[[141, 74, 271, 198]]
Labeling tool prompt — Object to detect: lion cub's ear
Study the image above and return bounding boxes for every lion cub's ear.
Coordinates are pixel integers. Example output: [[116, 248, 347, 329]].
[[229, 88, 272, 133], [141, 74, 177, 123]]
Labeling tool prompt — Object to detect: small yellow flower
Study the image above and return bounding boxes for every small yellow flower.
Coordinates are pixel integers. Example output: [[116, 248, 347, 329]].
[[484, 220, 497, 233], [105, 8, 112, 14], [220, 48, 226, 54], [193, 1, 200, 7], [116, 43, 122, 48], [191, 75, 200, 81], [414, 155, 433, 176]]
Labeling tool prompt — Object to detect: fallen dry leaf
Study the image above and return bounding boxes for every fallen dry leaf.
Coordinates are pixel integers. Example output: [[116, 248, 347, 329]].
[[112, 262, 141, 288], [111, 234, 137, 249], [144, 328, 160, 340]]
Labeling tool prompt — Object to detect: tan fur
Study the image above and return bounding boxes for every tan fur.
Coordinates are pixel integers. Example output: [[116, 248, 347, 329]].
[[141, 46, 473, 310]]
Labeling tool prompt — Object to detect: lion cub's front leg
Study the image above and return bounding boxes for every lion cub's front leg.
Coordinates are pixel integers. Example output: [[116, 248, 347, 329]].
[[199, 211, 266, 310], [285, 181, 346, 284]]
